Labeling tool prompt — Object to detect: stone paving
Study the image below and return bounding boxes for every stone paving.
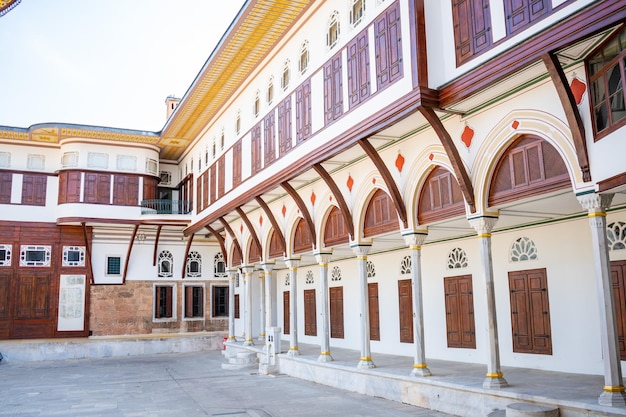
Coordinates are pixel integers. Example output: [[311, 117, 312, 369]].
[[0, 350, 456, 417]]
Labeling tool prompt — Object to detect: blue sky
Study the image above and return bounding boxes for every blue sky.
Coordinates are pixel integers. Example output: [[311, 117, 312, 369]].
[[0, 0, 246, 132]]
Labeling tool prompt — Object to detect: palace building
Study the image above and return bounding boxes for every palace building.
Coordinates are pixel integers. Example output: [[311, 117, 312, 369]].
[[2, 0, 626, 415]]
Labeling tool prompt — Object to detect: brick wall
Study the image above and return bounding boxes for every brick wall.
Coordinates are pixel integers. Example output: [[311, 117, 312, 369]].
[[89, 281, 228, 336]]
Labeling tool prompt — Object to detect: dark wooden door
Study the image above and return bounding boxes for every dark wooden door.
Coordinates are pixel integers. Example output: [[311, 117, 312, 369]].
[[329, 286, 344, 339], [304, 289, 317, 336], [509, 268, 552, 354], [611, 260, 626, 360], [13, 272, 55, 339], [398, 279, 413, 343], [0, 270, 11, 338], [444, 275, 476, 348], [283, 291, 290, 335], [368, 282, 380, 341]]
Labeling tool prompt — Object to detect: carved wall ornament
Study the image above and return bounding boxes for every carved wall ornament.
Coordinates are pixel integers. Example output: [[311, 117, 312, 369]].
[[509, 237, 538, 262]]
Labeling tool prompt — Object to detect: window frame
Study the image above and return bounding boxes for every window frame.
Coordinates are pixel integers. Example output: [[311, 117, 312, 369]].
[[212, 285, 229, 318], [183, 283, 205, 320], [154, 283, 176, 321], [105, 255, 122, 277]]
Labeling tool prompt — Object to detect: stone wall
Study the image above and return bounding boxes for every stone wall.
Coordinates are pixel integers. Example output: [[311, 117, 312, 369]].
[[89, 281, 228, 336]]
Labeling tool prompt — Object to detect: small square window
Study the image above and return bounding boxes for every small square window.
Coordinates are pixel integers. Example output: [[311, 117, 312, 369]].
[[106, 256, 122, 276], [63, 246, 85, 267], [20, 245, 51, 267]]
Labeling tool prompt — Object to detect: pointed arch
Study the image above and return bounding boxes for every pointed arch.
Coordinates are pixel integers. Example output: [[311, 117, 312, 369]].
[[363, 188, 400, 238]]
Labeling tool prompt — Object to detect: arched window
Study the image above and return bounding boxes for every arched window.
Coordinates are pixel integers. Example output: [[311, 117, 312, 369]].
[[235, 110, 241, 135], [186, 251, 202, 277], [158, 250, 173, 277], [324, 205, 349, 247], [220, 128, 225, 150], [418, 166, 465, 225], [281, 60, 290, 91], [253, 90, 261, 117], [327, 11, 340, 49], [400, 255, 411, 275], [363, 188, 399, 237], [293, 218, 313, 254], [299, 40, 310, 74], [608, 222, 626, 251], [267, 76, 274, 105], [509, 237, 538, 262], [350, 0, 365, 26], [447, 248, 468, 269], [366, 260, 375, 278], [214, 252, 227, 278]]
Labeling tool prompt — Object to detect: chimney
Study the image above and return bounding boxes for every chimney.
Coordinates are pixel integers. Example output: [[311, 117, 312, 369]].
[[165, 96, 181, 120]]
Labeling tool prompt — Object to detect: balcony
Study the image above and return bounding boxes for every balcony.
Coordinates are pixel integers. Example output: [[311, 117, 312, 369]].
[[140, 200, 192, 215]]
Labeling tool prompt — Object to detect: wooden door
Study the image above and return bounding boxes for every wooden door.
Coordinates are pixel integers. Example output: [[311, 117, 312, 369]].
[[13, 272, 55, 339], [611, 260, 626, 360], [304, 289, 317, 336], [283, 291, 290, 335], [444, 275, 476, 348], [329, 286, 344, 339], [509, 268, 552, 354], [398, 279, 413, 343], [0, 270, 11, 338], [368, 282, 380, 341]]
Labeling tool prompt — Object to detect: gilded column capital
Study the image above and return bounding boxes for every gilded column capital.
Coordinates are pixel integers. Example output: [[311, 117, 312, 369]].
[[468, 216, 499, 235], [241, 265, 255, 275], [260, 261, 275, 273], [350, 243, 372, 258]]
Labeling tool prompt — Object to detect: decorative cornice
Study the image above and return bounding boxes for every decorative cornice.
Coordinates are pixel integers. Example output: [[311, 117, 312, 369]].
[[0, 0, 20, 17]]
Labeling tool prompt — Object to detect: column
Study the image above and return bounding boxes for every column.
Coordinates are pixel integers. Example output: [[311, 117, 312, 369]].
[[403, 231, 431, 377], [285, 257, 301, 356], [261, 262, 276, 330], [242, 265, 255, 346], [227, 268, 237, 341], [468, 216, 508, 389], [579, 193, 626, 406], [315, 250, 333, 362], [352, 243, 375, 369], [258, 270, 266, 341]]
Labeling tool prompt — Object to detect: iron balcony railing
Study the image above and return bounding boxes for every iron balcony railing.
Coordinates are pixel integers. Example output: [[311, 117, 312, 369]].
[[140, 200, 192, 215]]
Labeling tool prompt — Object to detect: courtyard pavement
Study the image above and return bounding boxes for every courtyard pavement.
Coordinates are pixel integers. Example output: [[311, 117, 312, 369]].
[[0, 350, 456, 417]]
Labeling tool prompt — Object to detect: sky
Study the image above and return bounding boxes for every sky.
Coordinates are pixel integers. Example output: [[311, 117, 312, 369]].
[[0, 0, 247, 132]]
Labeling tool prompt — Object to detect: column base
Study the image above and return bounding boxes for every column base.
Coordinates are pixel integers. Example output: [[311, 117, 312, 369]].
[[357, 357, 376, 369], [287, 347, 300, 356], [243, 339, 255, 347], [482, 373, 508, 389], [410, 364, 432, 377], [317, 352, 333, 362], [228, 335, 236, 340], [599, 388, 626, 407], [258, 333, 266, 342]]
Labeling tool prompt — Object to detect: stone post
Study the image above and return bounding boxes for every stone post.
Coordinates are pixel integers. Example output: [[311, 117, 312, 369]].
[[241, 265, 255, 346], [315, 250, 333, 362], [579, 192, 626, 406], [258, 270, 266, 341], [469, 216, 508, 389], [285, 257, 301, 356], [403, 231, 431, 377], [261, 262, 276, 330], [227, 268, 237, 341], [351, 242, 375, 369]]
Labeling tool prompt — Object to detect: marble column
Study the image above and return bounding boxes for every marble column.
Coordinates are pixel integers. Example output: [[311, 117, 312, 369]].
[[352, 243, 375, 369], [469, 216, 507, 389], [315, 250, 333, 362], [579, 193, 626, 406], [261, 262, 276, 331], [285, 257, 301, 356], [258, 270, 266, 341], [403, 231, 431, 377], [242, 265, 255, 346], [227, 268, 237, 341]]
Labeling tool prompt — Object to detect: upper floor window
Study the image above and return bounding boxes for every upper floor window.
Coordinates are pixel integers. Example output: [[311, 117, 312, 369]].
[[267, 76, 274, 105], [220, 129, 225, 150], [158, 250, 173, 277], [281, 60, 290, 91], [236, 110, 241, 135], [186, 251, 202, 278], [327, 11, 340, 49], [254, 90, 261, 117], [212, 139, 217, 159], [0, 244, 12, 266], [20, 245, 51, 267], [214, 252, 227, 278], [299, 40, 310, 74], [451, 0, 492, 65], [588, 26, 626, 138], [350, 0, 365, 27], [63, 246, 85, 267], [504, 0, 551, 36]]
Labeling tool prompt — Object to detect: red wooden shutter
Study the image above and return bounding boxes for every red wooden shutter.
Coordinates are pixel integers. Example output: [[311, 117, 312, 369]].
[[113, 175, 138, 206], [283, 291, 290, 334], [505, 0, 551, 35], [368, 282, 380, 341], [509, 268, 552, 354], [251, 123, 262, 175], [209, 164, 216, 204], [264, 111, 276, 166], [363, 189, 399, 237], [398, 279, 414, 343], [329, 286, 344, 339], [304, 289, 317, 336], [452, 0, 492, 65], [323, 206, 350, 247], [347, 28, 370, 109], [611, 261, 626, 359], [185, 286, 194, 318], [295, 81, 312, 145], [21, 174, 47, 206], [278, 96, 292, 157], [444, 275, 476, 348], [375, 1, 403, 89], [217, 155, 225, 198], [233, 140, 242, 187], [0, 172, 11, 204], [293, 218, 313, 254], [234, 294, 240, 319]]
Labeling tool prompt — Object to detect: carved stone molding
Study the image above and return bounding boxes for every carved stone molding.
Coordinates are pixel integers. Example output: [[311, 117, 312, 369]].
[[350, 243, 372, 258], [260, 261, 276, 272], [403, 230, 428, 248], [314, 250, 333, 265], [284, 257, 301, 270], [578, 192, 614, 213], [468, 216, 499, 235]]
